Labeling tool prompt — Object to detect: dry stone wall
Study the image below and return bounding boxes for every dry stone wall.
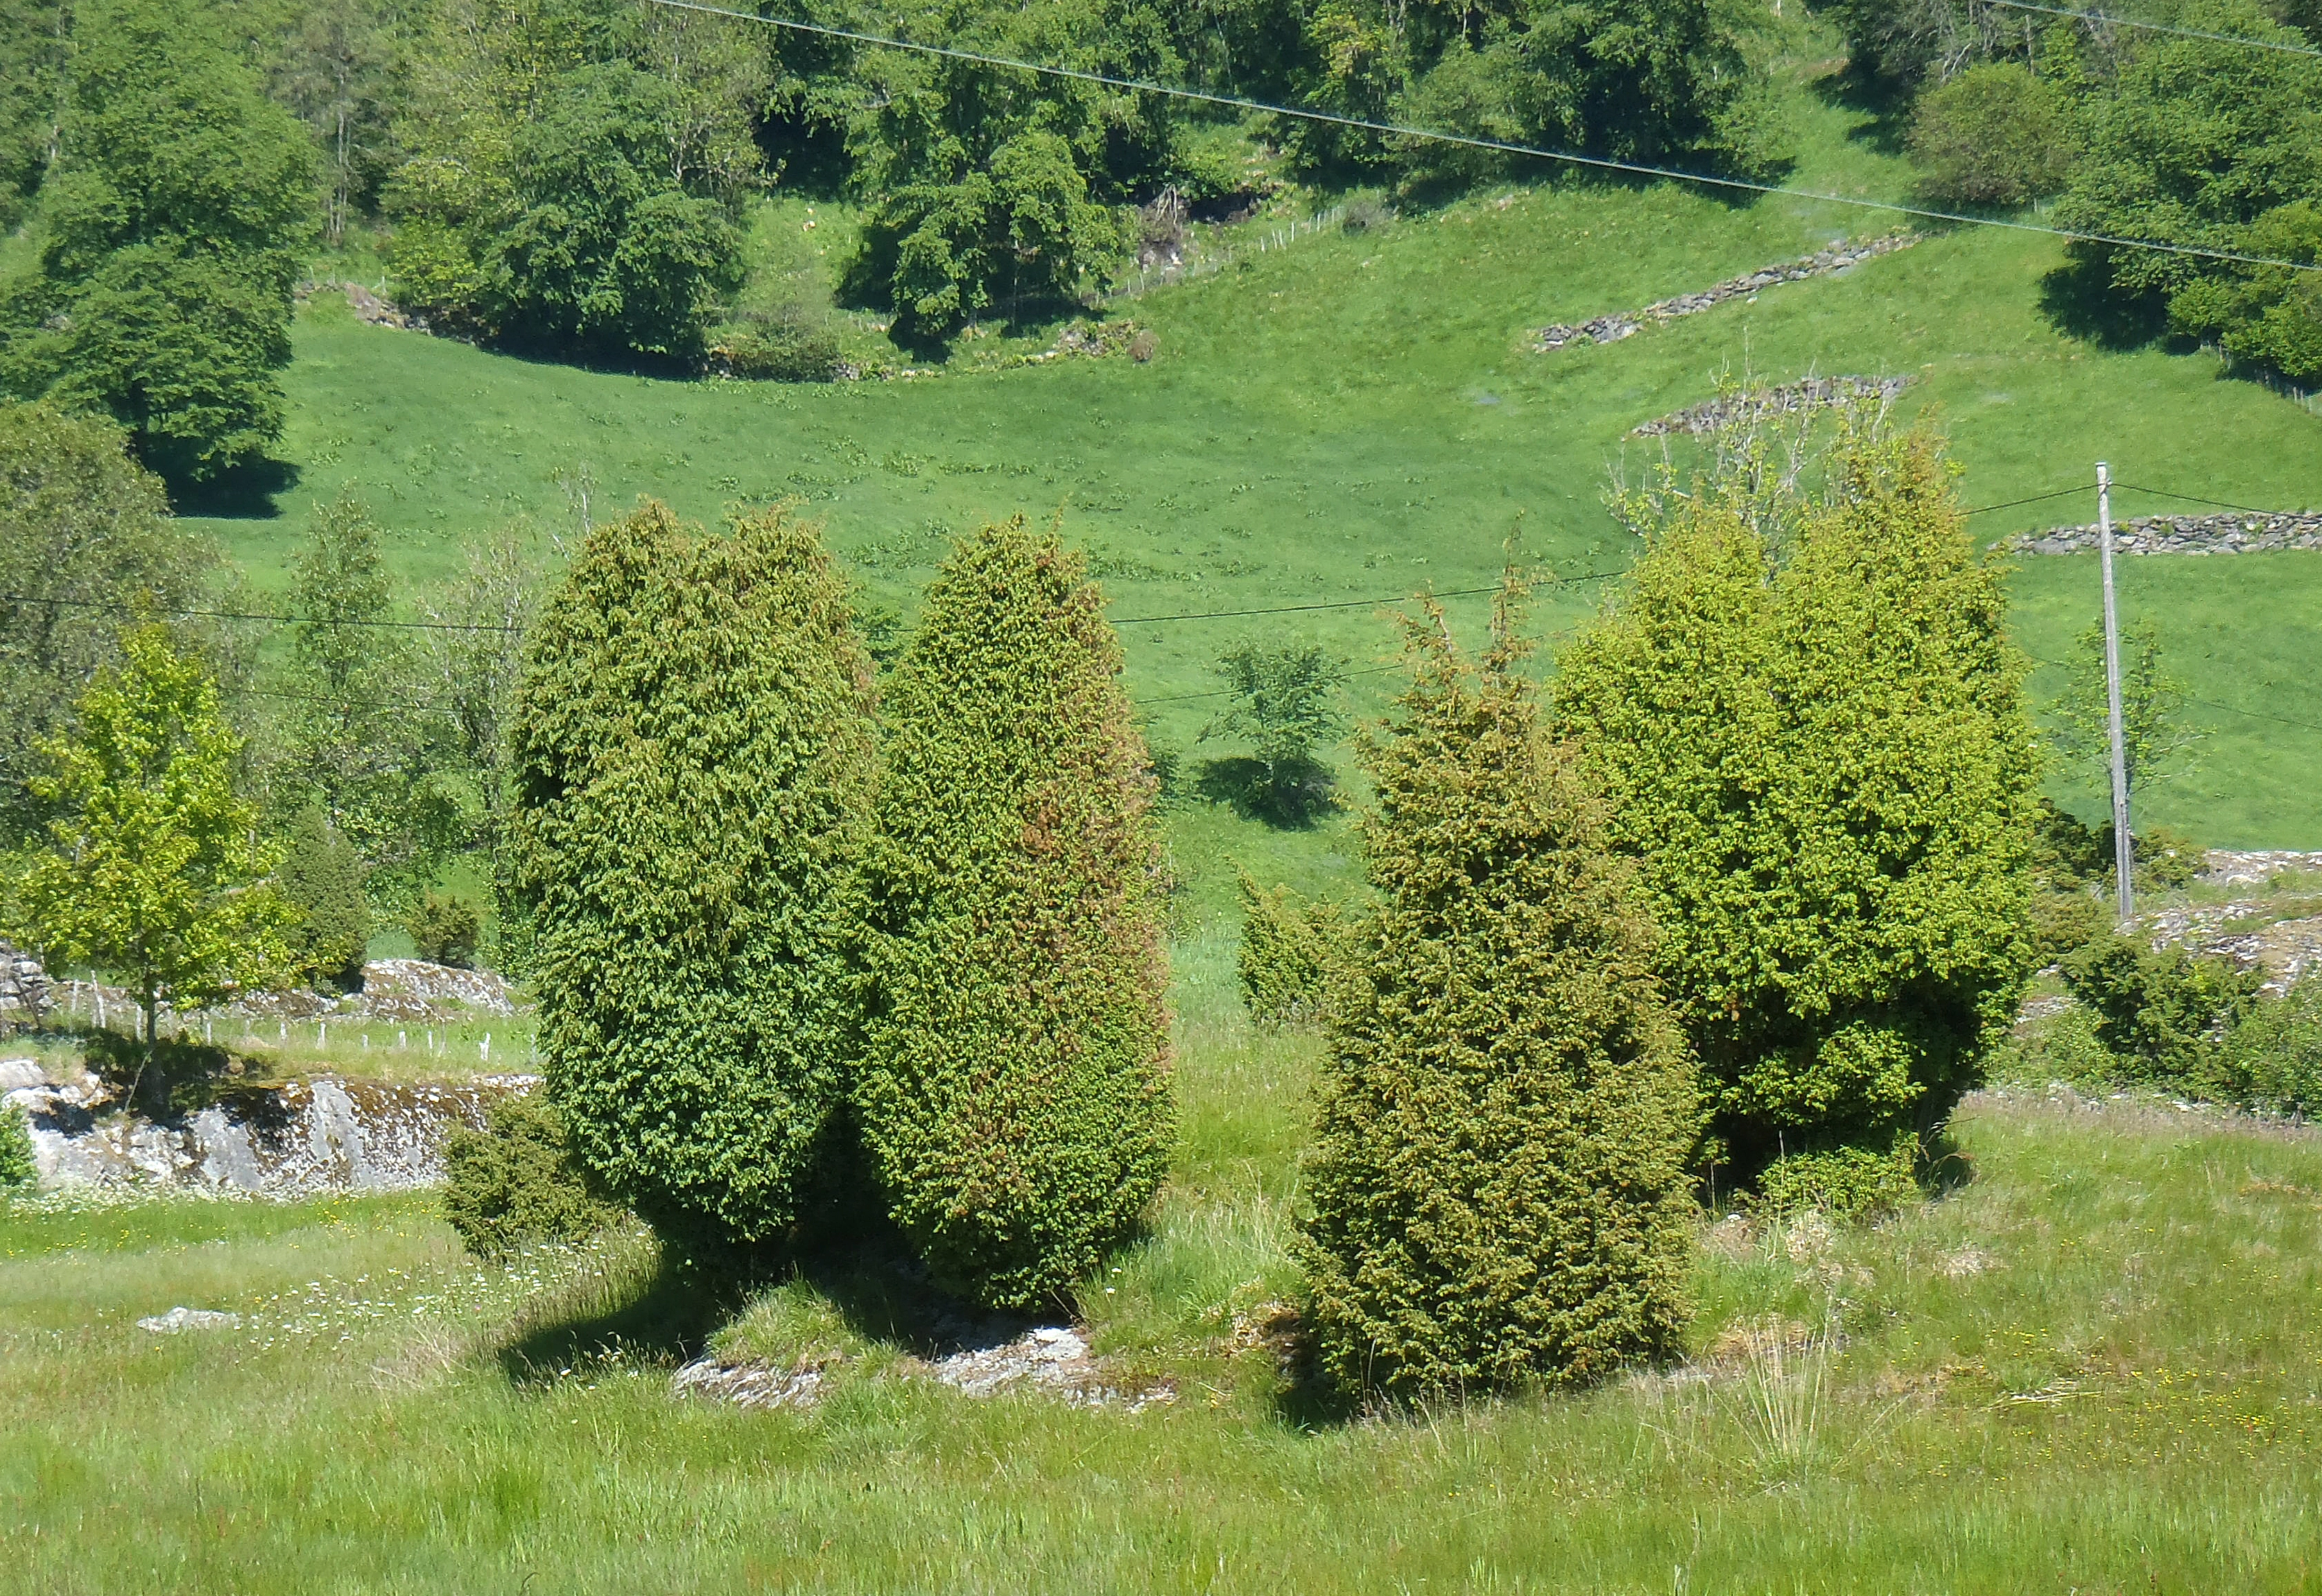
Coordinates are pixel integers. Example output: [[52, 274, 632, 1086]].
[[2007, 514, 2322, 557], [1536, 233, 1919, 352]]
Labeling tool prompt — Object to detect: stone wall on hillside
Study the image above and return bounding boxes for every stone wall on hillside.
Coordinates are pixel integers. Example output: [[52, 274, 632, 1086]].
[[1535, 232, 1919, 352], [2008, 513, 2322, 557]]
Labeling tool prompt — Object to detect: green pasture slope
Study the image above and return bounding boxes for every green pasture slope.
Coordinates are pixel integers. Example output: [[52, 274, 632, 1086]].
[[185, 77, 2322, 854], [8, 944, 2322, 1591]]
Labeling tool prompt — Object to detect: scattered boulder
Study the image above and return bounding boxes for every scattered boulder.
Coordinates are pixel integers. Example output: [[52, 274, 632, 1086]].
[[0, 942, 51, 1027], [673, 1354, 835, 1412]]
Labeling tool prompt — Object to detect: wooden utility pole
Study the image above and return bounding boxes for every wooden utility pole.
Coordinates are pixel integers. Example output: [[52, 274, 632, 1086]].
[[2098, 461, 2134, 923]]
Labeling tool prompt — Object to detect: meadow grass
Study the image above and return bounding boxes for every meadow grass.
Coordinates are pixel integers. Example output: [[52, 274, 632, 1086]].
[[7, 933, 2322, 1593], [171, 44, 2322, 860]]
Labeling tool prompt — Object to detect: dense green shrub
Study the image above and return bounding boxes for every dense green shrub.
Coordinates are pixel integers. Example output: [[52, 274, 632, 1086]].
[[0, 1102, 33, 1188], [279, 806, 371, 989], [857, 518, 1172, 1312], [711, 302, 844, 381], [2059, 933, 2262, 1085], [1301, 597, 1699, 1396], [1751, 1134, 1919, 1220], [441, 1093, 620, 1259], [509, 500, 876, 1250], [2215, 982, 2322, 1116], [406, 892, 480, 969], [1987, 1001, 2117, 1091], [0, 0, 311, 485], [1556, 414, 2038, 1192], [1235, 870, 1340, 1026], [2052, 9, 2322, 381], [1909, 64, 2076, 208]]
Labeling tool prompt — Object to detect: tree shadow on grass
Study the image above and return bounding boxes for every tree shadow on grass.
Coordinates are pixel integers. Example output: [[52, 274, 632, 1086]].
[[2037, 252, 2171, 351], [1194, 755, 1341, 830], [168, 457, 300, 520], [496, 1247, 744, 1385]]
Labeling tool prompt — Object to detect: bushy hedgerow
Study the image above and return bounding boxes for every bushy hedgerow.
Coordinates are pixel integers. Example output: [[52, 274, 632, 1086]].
[[1301, 596, 1699, 1397], [508, 501, 876, 1250], [441, 1093, 621, 1259], [2215, 982, 2322, 1117], [1236, 869, 1342, 1027], [857, 517, 1172, 1312], [1555, 415, 2038, 1194]]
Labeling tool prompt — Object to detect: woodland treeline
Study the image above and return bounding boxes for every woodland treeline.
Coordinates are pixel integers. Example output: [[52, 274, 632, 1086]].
[[3, 0, 2315, 489]]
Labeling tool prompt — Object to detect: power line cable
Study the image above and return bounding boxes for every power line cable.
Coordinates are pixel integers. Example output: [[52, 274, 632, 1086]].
[[1963, 485, 2086, 515], [648, 0, 2322, 276], [2113, 483, 2314, 517], [1981, 0, 2322, 58]]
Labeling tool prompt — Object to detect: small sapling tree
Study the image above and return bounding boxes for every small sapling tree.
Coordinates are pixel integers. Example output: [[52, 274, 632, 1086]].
[[1200, 641, 1348, 824], [1302, 587, 1699, 1396], [11, 625, 294, 1093], [2053, 617, 2201, 800], [858, 517, 1173, 1312], [509, 501, 876, 1251], [277, 804, 370, 989]]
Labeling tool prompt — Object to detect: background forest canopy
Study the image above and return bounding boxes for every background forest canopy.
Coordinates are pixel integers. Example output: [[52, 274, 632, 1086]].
[[0, 0, 2317, 486]]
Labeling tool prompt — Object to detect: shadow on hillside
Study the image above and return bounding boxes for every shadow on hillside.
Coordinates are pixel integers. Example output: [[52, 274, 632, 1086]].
[[1809, 64, 1916, 159], [169, 457, 299, 520], [2037, 254, 2172, 351]]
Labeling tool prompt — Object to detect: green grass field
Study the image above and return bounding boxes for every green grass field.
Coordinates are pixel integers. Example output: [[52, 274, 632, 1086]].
[[180, 62, 2322, 857], [8, 935, 2322, 1592]]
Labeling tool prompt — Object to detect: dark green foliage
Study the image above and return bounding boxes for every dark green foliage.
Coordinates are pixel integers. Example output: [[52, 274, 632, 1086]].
[[0, 0, 311, 484], [849, 130, 1124, 346], [2213, 982, 2322, 1117], [510, 500, 876, 1251], [2059, 933, 2261, 1083], [1235, 869, 1340, 1025], [0, 1101, 33, 1188], [2029, 887, 2109, 969], [387, 4, 756, 362], [2051, 6, 2322, 380], [406, 892, 480, 969], [858, 517, 1172, 1312], [1200, 643, 1346, 824], [0, 401, 210, 844], [1556, 415, 2038, 1189], [278, 807, 371, 989], [1293, 0, 1778, 186], [2031, 797, 2104, 887], [1812, 0, 2006, 90], [0, 0, 64, 230], [2098, 823, 2204, 892], [440, 1093, 621, 1259], [1909, 64, 2076, 207], [1300, 594, 1698, 1397]]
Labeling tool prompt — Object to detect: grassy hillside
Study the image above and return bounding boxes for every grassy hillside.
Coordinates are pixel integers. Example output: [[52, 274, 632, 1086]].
[[180, 64, 2322, 858], [8, 939, 2322, 1590]]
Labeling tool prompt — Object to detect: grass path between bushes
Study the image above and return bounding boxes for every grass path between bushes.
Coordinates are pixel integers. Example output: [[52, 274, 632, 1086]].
[[6, 938, 2322, 1593]]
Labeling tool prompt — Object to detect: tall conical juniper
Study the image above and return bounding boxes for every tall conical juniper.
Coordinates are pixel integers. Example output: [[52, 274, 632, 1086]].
[[858, 517, 1172, 1312], [508, 500, 876, 1250], [1301, 586, 1699, 1396]]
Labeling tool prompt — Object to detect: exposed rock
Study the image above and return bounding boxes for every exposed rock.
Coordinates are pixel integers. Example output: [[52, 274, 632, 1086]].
[[0, 1057, 44, 1092], [919, 1325, 1176, 1411], [1629, 375, 1911, 438], [2006, 512, 2322, 557], [2205, 849, 2322, 886], [1535, 233, 1918, 353], [138, 1307, 242, 1333], [674, 1354, 835, 1412], [10, 1075, 514, 1195]]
